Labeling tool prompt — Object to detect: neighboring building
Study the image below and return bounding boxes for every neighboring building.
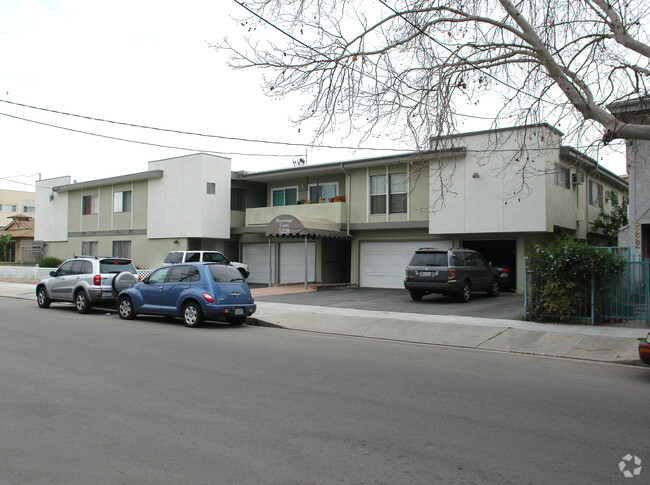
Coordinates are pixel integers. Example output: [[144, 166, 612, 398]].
[[608, 96, 650, 260], [35, 124, 628, 292], [0, 214, 36, 263], [0, 189, 35, 228]]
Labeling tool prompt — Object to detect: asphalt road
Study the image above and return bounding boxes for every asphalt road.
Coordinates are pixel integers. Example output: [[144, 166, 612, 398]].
[[1, 297, 648, 484], [252, 286, 526, 320]]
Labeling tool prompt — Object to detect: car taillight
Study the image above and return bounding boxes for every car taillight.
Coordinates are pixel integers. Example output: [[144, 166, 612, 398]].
[[202, 293, 214, 303], [448, 268, 455, 279], [501, 267, 511, 274], [138, 275, 142, 281], [94, 275, 101, 286]]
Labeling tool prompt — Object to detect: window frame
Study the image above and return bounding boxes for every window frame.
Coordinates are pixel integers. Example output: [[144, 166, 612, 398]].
[[369, 174, 387, 215], [554, 163, 570, 189], [113, 190, 132, 213], [206, 182, 216, 195], [271, 186, 299, 207], [308, 182, 339, 203], [112, 240, 131, 259], [231, 187, 247, 211], [589, 180, 604, 207], [82, 194, 99, 215], [389, 172, 408, 214], [82, 241, 98, 257]]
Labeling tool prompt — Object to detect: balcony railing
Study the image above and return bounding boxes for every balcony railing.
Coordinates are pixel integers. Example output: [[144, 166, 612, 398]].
[[246, 201, 348, 226]]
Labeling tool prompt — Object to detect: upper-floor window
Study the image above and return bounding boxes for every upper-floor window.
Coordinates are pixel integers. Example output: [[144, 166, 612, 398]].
[[1, 204, 17, 212], [370, 175, 386, 214], [206, 182, 216, 195], [82, 195, 98, 215], [231, 188, 247, 211], [554, 163, 570, 189], [22, 205, 35, 213], [308, 183, 338, 203], [113, 191, 132, 212], [272, 187, 298, 206], [589, 180, 603, 207], [389, 173, 407, 213]]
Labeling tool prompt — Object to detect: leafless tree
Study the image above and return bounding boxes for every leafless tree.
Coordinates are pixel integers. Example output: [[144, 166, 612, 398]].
[[219, 0, 650, 153]]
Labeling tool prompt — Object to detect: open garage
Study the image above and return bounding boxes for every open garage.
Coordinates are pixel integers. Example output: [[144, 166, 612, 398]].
[[461, 239, 517, 290]]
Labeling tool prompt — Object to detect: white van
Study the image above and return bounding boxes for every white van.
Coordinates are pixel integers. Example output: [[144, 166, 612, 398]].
[[162, 250, 250, 279]]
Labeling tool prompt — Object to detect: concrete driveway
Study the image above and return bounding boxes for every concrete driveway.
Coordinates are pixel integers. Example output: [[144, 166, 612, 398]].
[[252, 286, 526, 321]]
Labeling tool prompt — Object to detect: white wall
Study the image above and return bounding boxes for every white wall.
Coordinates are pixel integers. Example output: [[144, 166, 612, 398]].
[[429, 127, 554, 234], [34, 176, 71, 242], [147, 153, 231, 239]]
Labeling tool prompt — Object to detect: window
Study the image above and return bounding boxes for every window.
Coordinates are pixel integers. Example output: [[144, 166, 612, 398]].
[[206, 182, 216, 195], [370, 175, 386, 214], [554, 163, 570, 189], [589, 180, 603, 207], [82, 195, 98, 215], [22, 205, 35, 213], [168, 265, 200, 283], [185, 252, 201, 262], [55, 261, 75, 276], [148, 267, 171, 284], [113, 191, 132, 212], [82, 241, 98, 257], [272, 187, 298, 206], [308, 183, 338, 203], [231, 188, 247, 211], [1, 204, 17, 212], [112, 240, 131, 258], [72, 260, 93, 275], [389, 173, 407, 213]]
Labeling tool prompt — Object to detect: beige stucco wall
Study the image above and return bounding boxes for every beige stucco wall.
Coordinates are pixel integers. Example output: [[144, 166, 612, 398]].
[[0, 189, 35, 227]]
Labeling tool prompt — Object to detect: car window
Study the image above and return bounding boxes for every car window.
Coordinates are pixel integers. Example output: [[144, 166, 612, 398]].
[[148, 267, 171, 284], [56, 261, 75, 276], [163, 252, 183, 264], [100, 259, 136, 274], [451, 252, 465, 266], [71, 260, 92, 275], [168, 265, 200, 283], [208, 264, 244, 282], [409, 251, 448, 266], [185, 252, 201, 263], [475, 254, 487, 267], [465, 253, 478, 267], [202, 252, 229, 263]]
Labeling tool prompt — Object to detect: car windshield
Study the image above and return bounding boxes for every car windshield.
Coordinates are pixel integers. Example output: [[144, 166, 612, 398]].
[[99, 260, 137, 274], [163, 252, 183, 264], [208, 264, 244, 282], [410, 251, 448, 266], [203, 252, 229, 263]]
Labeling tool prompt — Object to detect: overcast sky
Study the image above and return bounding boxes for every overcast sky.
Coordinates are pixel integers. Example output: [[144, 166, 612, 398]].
[[0, 0, 627, 193]]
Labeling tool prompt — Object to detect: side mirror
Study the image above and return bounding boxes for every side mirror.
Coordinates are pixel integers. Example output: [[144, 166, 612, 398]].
[[50, 271, 56, 277]]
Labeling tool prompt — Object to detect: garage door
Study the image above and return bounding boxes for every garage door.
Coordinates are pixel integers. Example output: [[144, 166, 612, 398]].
[[279, 241, 315, 284], [242, 243, 276, 284], [359, 240, 452, 288]]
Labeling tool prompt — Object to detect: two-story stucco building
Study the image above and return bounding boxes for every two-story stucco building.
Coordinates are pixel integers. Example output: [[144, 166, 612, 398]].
[[35, 124, 628, 292]]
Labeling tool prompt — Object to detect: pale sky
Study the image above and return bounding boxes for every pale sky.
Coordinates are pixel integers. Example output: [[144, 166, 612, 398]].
[[0, 0, 628, 193]]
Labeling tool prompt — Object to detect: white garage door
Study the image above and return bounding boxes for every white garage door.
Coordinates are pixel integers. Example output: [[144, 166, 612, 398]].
[[242, 243, 276, 284], [279, 241, 315, 284], [359, 240, 452, 288]]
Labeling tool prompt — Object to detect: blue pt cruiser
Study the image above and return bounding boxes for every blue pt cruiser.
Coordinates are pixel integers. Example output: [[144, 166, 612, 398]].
[[117, 263, 256, 327]]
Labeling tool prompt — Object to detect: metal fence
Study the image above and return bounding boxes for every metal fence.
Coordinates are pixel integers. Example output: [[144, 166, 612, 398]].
[[525, 254, 649, 326]]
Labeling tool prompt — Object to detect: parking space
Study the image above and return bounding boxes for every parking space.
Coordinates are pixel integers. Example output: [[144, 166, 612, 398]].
[[252, 286, 525, 320]]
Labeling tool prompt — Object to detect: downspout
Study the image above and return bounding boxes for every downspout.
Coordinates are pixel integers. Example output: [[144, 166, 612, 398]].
[[340, 164, 351, 237]]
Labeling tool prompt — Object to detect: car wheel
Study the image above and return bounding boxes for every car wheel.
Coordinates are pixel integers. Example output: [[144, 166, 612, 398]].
[[36, 286, 51, 308], [118, 296, 136, 320], [75, 290, 91, 314], [458, 282, 471, 303], [487, 279, 500, 297], [409, 290, 423, 301], [227, 316, 247, 325], [183, 302, 204, 328]]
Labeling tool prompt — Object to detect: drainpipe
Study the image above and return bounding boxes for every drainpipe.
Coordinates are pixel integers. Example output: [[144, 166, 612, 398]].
[[340, 164, 351, 237]]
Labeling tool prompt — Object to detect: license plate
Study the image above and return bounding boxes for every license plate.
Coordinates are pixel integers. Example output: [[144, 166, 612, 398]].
[[420, 271, 437, 277], [234, 308, 244, 316]]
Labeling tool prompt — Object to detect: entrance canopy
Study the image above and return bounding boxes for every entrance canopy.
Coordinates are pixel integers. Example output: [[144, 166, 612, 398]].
[[265, 214, 347, 238]]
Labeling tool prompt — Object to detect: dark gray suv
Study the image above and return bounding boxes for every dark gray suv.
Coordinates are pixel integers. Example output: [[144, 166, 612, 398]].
[[36, 256, 140, 313], [404, 248, 500, 302]]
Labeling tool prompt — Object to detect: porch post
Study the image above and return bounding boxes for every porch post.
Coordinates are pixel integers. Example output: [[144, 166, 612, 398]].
[[268, 237, 272, 288], [304, 236, 308, 290]]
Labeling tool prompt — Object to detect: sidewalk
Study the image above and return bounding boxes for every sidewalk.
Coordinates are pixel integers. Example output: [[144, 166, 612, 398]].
[[2, 281, 647, 364]]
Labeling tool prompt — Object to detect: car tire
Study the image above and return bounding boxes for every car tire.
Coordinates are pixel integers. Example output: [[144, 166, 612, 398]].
[[36, 286, 51, 308], [487, 279, 500, 297], [409, 290, 423, 301], [118, 296, 136, 320], [112, 271, 139, 294], [183, 301, 204, 328], [458, 282, 471, 303], [227, 316, 247, 325], [75, 290, 91, 314]]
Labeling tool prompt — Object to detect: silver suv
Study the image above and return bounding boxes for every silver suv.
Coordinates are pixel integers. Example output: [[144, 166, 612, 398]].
[[404, 248, 500, 302], [36, 256, 140, 313]]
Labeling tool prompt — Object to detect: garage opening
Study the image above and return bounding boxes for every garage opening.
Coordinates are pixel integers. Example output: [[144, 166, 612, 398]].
[[461, 239, 516, 290]]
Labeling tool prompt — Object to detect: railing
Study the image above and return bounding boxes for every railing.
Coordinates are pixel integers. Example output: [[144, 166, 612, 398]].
[[525, 255, 649, 325]]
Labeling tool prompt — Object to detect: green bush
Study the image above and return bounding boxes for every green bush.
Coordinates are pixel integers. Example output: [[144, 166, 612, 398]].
[[39, 256, 63, 268], [527, 238, 625, 322]]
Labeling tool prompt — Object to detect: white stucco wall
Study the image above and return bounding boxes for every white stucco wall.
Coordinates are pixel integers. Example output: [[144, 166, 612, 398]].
[[34, 176, 71, 242], [147, 153, 231, 239], [430, 126, 554, 234]]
